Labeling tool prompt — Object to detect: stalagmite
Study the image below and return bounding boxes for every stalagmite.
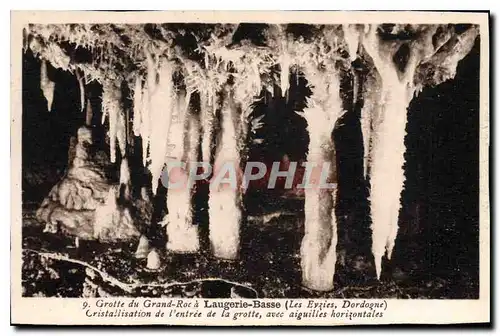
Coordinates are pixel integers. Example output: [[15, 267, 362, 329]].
[[208, 87, 242, 260], [135, 234, 150, 259], [85, 98, 93, 127], [119, 157, 131, 199], [146, 248, 161, 270], [163, 89, 200, 253], [40, 60, 55, 112], [93, 185, 140, 242], [299, 67, 344, 291]]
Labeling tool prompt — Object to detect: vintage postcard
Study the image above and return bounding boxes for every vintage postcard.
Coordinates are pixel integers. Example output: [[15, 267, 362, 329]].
[[11, 10, 490, 325]]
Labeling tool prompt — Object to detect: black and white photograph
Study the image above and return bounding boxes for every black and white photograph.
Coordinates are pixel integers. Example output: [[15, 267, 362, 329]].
[[11, 10, 490, 325]]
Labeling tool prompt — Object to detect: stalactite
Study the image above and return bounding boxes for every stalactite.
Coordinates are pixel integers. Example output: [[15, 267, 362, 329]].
[[280, 49, 290, 96], [102, 80, 131, 198], [140, 87, 150, 167], [149, 59, 175, 194], [101, 79, 128, 181], [116, 107, 127, 158], [40, 60, 55, 112], [132, 76, 143, 137], [109, 103, 117, 164], [359, 74, 379, 179], [140, 50, 156, 168], [76, 70, 85, 112], [342, 24, 360, 62], [361, 24, 421, 279], [126, 105, 131, 147], [368, 83, 410, 278], [146, 51, 157, 93], [101, 82, 121, 163]]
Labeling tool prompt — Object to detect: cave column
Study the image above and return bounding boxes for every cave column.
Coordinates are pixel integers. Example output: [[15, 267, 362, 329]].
[[207, 86, 243, 260], [300, 132, 338, 291], [163, 90, 200, 253], [300, 70, 344, 292]]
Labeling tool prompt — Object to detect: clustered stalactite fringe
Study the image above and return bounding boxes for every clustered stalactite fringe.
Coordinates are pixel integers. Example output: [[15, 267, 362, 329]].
[[25, 22, 480, 290], [101, 82, 128, 169], [100, 80, 133, 205]]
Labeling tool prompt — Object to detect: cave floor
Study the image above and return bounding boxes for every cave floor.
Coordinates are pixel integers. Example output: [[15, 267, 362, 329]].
[[20, 201, 475, 299]]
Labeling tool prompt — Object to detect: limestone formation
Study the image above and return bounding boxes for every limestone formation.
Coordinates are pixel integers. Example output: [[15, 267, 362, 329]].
[[36, 126, 144, 242]]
